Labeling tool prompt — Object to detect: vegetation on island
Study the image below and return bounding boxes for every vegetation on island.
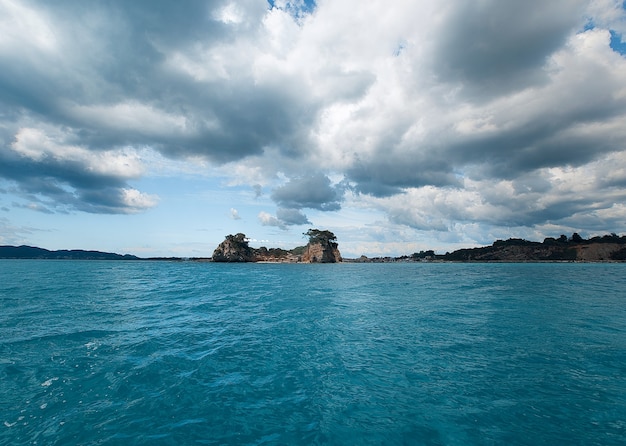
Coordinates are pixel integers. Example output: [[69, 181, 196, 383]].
[[304, 229, 337, 245], [349, 232, 626, 263], [440, 233, 626, 262]]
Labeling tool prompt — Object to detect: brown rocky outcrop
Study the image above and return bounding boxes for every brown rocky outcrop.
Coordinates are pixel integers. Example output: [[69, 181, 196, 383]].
[[301, 242, 342, 263], [212, 233, 256, 262], [575, 243, 626, 261]]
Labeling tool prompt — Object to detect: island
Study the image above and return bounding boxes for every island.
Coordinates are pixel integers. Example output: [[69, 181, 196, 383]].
[[212, 229, 342, 263]]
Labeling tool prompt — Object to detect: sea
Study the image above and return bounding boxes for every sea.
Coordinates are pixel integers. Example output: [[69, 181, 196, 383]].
[[1, 260, 625, 445]]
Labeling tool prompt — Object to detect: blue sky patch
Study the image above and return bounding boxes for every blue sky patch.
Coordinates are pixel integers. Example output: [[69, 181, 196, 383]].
[[610, 30, 626, 55], [267, 1, 316, 15]]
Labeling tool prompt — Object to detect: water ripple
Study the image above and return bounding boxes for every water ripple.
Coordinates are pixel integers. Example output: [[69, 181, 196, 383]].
[[1, 261, 625, 445]]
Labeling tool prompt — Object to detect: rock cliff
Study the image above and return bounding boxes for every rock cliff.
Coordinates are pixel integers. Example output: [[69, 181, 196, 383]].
[[301, 241, 342, 263], [212, 233, 256, 262]]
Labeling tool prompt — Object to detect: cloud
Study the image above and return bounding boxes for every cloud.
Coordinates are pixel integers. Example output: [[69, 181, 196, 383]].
[[432, 0, 588, 99], [258, 211, 282, 227], [0, 126, 157, 214], [253, 184, 263, 198], [271, 174, 343, 211], [257, 207, 310, 228], [366, 150, 626, 237], [1, 0, 626, 241], [0, 217, 39, 245], [230, 208, 241, 220], [276, 207, 311, 225]]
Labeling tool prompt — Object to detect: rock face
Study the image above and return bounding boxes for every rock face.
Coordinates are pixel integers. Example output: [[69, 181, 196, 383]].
[[301, 241, 342, 263], [212, 233, 256, 262]]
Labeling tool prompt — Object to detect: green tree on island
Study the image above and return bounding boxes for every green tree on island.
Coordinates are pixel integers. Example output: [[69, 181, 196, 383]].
[[304, 229, 337, 245]]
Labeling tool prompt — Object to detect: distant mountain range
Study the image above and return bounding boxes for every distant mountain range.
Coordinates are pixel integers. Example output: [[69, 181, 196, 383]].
[[0, 245, 140, 260]]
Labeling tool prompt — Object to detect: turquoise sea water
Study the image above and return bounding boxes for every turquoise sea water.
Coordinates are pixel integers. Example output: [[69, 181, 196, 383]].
[[1, 260, 625, 445]]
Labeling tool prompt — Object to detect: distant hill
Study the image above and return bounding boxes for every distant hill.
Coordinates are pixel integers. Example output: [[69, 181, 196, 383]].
[[350, 233, 626, 262], [0, 245, 140, 260], [441, 234, 626, 262]]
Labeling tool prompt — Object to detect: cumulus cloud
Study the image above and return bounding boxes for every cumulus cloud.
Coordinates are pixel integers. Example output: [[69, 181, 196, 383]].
[[257, 208, 310, 229], [366, 149, 626, 238], [0, 126, 157, 214], [258, 211, 282, 227], [260, 173, 344, 227], [1, 0, 626, 241], [276, 207, 311, 225], [271, 174, 343, 211]]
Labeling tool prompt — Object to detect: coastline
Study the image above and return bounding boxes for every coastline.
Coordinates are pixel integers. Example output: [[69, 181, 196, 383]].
[[3, 232, 626, 262]]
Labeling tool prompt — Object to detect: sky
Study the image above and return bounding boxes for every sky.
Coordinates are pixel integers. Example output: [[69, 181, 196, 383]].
[[1, 0, 626, 258]]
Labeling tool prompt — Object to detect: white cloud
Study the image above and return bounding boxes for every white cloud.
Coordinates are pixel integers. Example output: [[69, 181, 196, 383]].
[[120, 188, 159, 212], [11, 127, 145, 178], [587, 0, 626, 34], [213, 2, 244, 24], [230, 208, 241, 220], [0, 0, 58, 52], [258, 211, 282, 227]]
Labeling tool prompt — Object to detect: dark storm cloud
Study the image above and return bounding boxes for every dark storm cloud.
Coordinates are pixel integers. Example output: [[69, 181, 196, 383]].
[[271, 174, 343, 211], [433, 0, 588, 98], [0, 0, 308, 161], [347, 153, 458, 197], [0, 0, 316, 212]]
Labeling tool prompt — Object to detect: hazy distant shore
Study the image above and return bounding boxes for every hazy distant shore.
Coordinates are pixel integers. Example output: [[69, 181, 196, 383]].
[[3, 233, 626, 262]]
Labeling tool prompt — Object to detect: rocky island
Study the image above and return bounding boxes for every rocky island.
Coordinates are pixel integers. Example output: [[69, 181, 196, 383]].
[[212, 229, 342, 263]]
